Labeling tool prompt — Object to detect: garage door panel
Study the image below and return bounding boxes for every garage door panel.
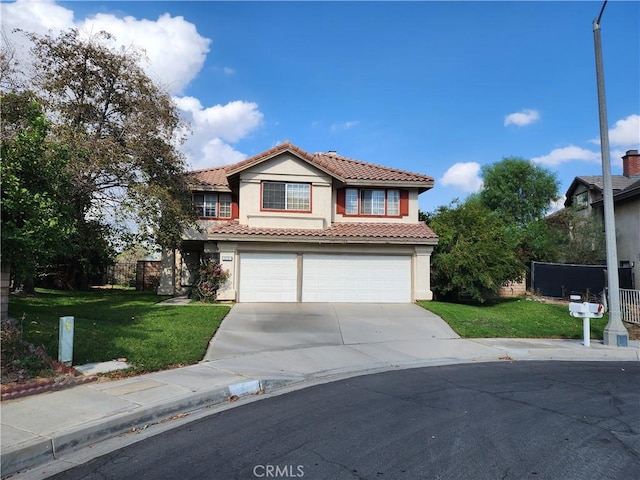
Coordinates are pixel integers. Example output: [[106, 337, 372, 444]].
[[302, 255, 411, 303], [239, 253, 297, 302]]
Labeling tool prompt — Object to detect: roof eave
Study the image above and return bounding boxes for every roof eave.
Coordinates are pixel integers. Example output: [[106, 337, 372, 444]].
[[592, 187, 640, 206], [187, 183, 232, 193], [342, 180, 435, 190], [206, 233, 438, 245]]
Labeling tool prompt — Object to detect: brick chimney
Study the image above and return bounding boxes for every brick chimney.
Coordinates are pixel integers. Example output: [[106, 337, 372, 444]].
[[622, 149, 640, 177]]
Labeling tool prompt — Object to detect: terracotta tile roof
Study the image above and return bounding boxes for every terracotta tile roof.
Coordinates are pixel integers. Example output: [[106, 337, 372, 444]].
[[188, 142, 434, 189], [313, 151, 433, 183], [206, 222, 437, 243], [186, 167, 228, 188]]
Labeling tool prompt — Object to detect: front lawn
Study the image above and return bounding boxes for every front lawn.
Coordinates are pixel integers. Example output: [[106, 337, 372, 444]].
[[7, 289, 230, 374], [418, 297, 607, 339]]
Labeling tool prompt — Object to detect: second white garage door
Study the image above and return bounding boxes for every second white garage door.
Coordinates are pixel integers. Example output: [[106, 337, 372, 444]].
[[302, 254, 411, 303], [239, 253, 297, 302]]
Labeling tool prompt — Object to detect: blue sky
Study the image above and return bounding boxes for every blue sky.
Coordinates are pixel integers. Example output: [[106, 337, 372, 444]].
[[2, 0, 639, 214]]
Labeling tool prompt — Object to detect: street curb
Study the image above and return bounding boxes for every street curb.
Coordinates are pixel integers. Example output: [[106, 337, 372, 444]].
[[2, 349, 638, 477], [1, 379, 288, 477]]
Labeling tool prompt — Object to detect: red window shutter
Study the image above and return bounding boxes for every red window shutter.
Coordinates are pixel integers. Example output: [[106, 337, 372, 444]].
[[336, 188, 345, 215], [400, 190, 409, 216], [231, 196, 239, 219]]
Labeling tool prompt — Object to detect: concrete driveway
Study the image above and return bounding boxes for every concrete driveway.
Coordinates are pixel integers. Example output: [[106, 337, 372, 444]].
[[204, 303, 460, 360]]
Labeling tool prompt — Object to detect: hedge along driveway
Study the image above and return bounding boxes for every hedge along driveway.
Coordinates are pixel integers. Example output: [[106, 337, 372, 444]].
[[8, 289, 230, 374]]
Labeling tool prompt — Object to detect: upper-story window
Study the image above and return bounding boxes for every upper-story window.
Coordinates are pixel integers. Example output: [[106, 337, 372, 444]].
[[343, 188, 402, 216], [262, 182, 311, 211], [194, 193, 232, 219], [574, 191, 589, 210]]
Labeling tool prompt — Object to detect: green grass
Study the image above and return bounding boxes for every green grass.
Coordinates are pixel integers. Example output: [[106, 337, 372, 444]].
[[418, 297, 607, 339], [8, 289, 230, 374]]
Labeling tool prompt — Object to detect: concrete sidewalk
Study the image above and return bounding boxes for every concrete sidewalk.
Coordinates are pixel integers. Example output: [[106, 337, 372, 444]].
[[1, 306, 638, 478]]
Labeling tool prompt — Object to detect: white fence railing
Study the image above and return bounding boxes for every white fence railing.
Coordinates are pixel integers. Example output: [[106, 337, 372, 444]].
[[620, 288, 640, 325]]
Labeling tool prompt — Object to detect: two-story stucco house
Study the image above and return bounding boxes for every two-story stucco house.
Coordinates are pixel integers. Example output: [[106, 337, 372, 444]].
[[158, 142, 439, 302], [564, 149, 640, 288]]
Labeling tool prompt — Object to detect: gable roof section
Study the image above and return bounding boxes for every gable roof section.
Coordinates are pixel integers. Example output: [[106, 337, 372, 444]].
[[313, 151, 434, 186], [224, 142, 321, 177], [205, 221, 438, 245], [187, 142, 434, 191], [564, 175, 639, 207]]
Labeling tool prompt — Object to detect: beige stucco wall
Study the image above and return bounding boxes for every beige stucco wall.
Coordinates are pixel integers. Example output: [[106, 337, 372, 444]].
[[414, 246, 434, 300], [615, 199, 640, 288], [157, 248, 176, 295], [239, 154, 333, 229]]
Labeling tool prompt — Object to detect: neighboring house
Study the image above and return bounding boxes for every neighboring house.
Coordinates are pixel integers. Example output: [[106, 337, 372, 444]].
[[563, 149, 640, 288], [158, 142, 439, 302]]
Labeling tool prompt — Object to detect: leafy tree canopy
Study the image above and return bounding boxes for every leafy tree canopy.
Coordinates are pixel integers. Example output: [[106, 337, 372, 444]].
[[16, 28, 197, 250], [0, 92, 76, 285], [480, 157, 560, 226]]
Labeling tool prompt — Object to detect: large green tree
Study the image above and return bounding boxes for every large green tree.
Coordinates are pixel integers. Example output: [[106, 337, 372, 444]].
[[479, 157, 561, 264], [480, 157, 560, 225], [3, 29, 198, 288], [427, 197, 525, 303], [0, 92, 75, 289]]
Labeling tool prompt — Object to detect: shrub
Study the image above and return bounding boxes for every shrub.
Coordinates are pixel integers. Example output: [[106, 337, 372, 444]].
[[191, 258, 230, 303], [428, 197, 525, 303]]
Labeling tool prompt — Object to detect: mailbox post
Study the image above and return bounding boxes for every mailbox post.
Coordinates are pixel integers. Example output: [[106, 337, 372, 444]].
[[569, 297, 604, 347]]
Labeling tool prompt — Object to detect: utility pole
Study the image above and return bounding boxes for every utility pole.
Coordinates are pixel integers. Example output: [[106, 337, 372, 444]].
[[592, 0, 628, 346]]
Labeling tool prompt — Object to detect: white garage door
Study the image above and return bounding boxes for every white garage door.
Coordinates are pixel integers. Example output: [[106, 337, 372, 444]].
[[302, 255, 411, 303], [239, 253, 297, 302]]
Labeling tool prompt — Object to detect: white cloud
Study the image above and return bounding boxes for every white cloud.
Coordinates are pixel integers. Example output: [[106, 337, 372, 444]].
[[1, 0, 74, 34], [504, 109, 540, 127], [201, 138, 248, 166], [440, 162, 483, 193], [223, 67, 236, 75], [175, 97, 264, 169], [176, 97, 263, 143], [1, 0, 210, 94], [78, 13, 210, 94], [531, 145, 600, 167], [590, 114, 640, 148]]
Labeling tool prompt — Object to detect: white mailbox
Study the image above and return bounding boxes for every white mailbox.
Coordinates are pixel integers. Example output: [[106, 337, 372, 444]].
[[569, 302, 604, 318], [569, 301, 604, 347]]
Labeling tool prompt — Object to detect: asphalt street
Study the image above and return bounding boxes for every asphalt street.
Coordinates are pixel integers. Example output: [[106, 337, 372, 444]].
[[47, 361, 639, 480]]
